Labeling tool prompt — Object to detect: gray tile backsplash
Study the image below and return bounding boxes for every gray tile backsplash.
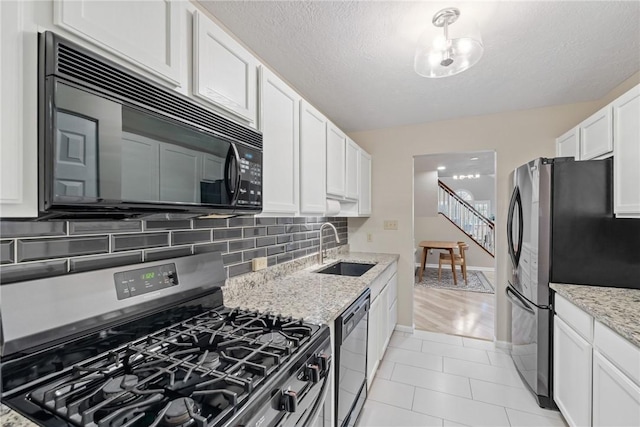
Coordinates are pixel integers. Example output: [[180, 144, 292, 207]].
[[0, 217, 347, 283]]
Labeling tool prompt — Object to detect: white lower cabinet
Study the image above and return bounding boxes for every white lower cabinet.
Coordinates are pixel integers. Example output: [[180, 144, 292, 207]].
[[366, 266, 398, 389], [553, 316, 593, 427], [593, 351, 640, 427], [554, 293, 640, 427]]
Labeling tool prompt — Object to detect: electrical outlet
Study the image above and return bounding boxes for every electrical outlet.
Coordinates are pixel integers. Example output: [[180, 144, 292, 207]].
[[367, 233, 373, 242], [252, 257, 268, 271], [383, 220, 398, 230]]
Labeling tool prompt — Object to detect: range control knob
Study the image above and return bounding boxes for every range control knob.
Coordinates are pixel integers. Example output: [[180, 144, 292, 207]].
[[306, 364, 320, 383], [280, 390, 297, 412], [167, 273, 179, 285], [316, 353, 331, 372]]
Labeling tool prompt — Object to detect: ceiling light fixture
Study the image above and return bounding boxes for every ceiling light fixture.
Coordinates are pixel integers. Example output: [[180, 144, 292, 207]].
[[453, 173, 481, 180], [414, 7, 484, 78], [437, 166, 446, 170]]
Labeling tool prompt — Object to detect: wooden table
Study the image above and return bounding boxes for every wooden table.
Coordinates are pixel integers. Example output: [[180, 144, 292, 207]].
[[418, 241, 460, 285]]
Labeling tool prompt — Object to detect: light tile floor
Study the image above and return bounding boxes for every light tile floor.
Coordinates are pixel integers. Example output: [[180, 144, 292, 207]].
[[356, 330, 567, 427]]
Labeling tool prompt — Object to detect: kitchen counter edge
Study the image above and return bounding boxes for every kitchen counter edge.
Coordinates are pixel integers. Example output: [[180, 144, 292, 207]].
[[550, 283, 640, 348]]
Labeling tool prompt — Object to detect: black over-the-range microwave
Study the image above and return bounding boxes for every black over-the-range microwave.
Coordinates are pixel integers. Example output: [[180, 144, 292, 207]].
[[38, 31, 262, 220]]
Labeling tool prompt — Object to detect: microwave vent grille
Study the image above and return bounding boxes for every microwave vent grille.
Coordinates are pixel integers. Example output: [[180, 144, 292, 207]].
[[54, 41, 262, 149]]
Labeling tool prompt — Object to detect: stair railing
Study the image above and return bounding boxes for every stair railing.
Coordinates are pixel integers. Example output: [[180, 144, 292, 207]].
[[437, 180, 495, 257]]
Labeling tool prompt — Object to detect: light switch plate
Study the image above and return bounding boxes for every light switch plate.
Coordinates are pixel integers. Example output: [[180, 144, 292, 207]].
[[383, 220, 398, 230], [252, 257, 268, 271]]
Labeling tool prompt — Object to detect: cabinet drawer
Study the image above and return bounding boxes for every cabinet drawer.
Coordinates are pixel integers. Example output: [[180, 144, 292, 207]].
[[387, 273, 397, 308], [555, 294, 593, 342], [594, 321, 640, 386]]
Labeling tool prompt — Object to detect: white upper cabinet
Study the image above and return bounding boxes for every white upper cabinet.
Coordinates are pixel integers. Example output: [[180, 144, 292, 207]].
[[299, 100, 327, 215], [326, 123, 346, 198], [556, 128, 580, 159], [1, 1, 39, 217], [345, 138, 359, 201], [54, 0, 182, 87], [193, 11, 258, 126], [259, 66, 300, 215], [612, 85, 640, 218], [358, 150, 372, 216], [580, 106, 613, 160]]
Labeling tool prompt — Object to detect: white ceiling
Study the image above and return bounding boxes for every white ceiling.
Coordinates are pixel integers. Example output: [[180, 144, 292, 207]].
[[414, 150, 495, 177], [200, 1, 640, 133]]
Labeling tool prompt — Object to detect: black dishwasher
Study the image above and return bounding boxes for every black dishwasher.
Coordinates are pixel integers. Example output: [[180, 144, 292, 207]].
[[335, 288, 370, 427]]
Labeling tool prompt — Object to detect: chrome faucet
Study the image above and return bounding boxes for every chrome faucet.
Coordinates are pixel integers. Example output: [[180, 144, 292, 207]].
[[318, 222, 340, 264]]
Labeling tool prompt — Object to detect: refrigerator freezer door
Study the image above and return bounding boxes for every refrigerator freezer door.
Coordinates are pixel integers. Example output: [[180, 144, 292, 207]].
[[506, 285, 554, 408]]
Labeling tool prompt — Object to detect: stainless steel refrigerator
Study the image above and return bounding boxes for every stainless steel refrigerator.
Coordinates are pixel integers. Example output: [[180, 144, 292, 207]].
[[506, 157, 640, 409]]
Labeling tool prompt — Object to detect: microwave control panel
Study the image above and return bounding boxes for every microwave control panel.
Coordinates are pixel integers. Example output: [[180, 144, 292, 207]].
[[114, 263, 178, 300], [236, 146, 262, 207]]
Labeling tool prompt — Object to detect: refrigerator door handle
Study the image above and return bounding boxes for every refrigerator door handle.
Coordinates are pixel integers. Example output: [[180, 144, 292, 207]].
[[506, 287, 535, 315], [507, 187, 523, 268]]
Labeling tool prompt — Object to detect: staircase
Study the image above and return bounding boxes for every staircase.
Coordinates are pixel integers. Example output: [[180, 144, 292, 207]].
[[438, 180, 495, 257]]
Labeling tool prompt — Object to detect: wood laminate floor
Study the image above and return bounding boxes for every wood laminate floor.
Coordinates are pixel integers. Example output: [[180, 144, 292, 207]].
[[413, 270, 495, 341]]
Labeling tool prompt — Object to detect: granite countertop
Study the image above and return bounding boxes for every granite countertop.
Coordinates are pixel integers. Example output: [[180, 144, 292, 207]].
[[224, 251, 399, 325], [550, 283, 640, 348], [2, 251, 398, 427]]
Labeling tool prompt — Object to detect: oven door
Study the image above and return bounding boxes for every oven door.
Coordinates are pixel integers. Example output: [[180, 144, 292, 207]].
[[42, 79, 261, 215]]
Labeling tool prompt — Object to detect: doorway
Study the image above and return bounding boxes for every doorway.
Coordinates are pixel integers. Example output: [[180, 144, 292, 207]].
[[413, 151, 497, 340]]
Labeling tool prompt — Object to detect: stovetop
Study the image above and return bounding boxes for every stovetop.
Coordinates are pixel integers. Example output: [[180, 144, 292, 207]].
[[4, 305, 321, 427], [0, 252, 329, 427]]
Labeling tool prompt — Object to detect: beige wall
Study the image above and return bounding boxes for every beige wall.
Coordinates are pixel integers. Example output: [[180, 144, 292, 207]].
[[347, 72, 639, 341], [414, 170, 438, 217]]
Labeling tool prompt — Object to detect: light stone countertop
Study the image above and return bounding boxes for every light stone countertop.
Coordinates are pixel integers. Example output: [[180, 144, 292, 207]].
[[1, 251, 399, 426], [550, 283, 640, 348], [223, 251, 400, 325]]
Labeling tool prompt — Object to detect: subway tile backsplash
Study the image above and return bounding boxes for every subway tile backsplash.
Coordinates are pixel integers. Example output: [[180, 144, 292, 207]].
[[0, 217, 347, 284]]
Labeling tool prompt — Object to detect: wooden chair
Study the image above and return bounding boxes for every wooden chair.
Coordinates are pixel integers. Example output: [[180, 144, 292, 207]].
[[438, 241, 469, 285]]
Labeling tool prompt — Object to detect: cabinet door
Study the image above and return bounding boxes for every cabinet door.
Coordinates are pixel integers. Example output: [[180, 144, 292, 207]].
[[580, 106, 613, 160], [613, 85, 640, 218], [259, 67, 300, 215], [345, 139, 359, 200], [387, 273, 398, 342], [556, 128, 580, 159], [0, 1, 37, 217], [554, 316, 593, 427], [366, 295, 380, 389], [193, 11, 258, 125], [54, 0, 181, 86], [326, 123, 346, 198], [159, 143, 201, 203], [299, 101, 327, 215], [202, 154, 224, 182], [377, 286, 389, 359], [358, 150, 372, 216], [593, 351, 640, 427]]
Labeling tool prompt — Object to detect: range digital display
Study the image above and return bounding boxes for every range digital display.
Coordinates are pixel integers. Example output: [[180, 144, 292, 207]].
[[114, 263, 178, 300]]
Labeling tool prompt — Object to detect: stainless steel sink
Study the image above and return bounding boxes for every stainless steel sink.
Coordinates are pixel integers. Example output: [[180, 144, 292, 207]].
[[315, 262, 375, 277]]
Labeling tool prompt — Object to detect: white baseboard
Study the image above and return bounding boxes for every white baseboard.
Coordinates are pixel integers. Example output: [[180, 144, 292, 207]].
[[394, 324, 415, 334], [495, 340, 511, 350], [414, 262, 495, 272]]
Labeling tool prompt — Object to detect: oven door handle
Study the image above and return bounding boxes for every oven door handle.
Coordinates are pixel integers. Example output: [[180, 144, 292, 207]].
[[303, 359, 332, 427]]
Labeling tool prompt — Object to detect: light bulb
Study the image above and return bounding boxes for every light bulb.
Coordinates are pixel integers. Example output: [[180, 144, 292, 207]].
[[457, 38, 473, 55], [428, 52, 443, 66], [475, 174, 480, 178], [453, 175, 458, 180]]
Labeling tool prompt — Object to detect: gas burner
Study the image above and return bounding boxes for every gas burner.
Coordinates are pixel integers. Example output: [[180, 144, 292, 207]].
[[102, 374, 139, 400], [201, 352, 221, 371], [162, 397, 198, 427], [257, 332, 291, 348]]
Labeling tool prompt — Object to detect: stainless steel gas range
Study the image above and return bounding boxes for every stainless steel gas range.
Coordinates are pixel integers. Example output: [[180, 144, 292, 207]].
[[0, 252, 331, 427]]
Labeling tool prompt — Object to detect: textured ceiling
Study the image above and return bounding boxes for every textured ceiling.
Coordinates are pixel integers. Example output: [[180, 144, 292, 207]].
[[414, 151, 495, 178], [200, 1, 640, 132]]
